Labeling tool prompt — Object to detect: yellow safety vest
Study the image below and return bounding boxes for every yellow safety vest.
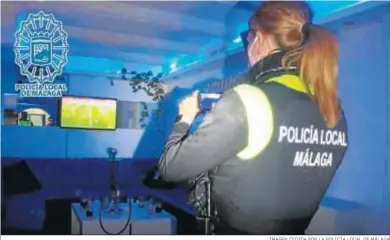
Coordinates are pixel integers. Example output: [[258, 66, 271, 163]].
[[18, 120, 33, 126], [233, 74, 312, 160]]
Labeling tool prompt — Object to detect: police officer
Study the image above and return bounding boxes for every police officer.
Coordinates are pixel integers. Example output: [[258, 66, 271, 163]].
[[18, 111, 33, 126], [158, 1, 348, 234]]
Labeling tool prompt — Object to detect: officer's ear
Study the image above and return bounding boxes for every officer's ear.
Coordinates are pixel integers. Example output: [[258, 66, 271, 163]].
[[256, 31, 263, 43], [250, 31, 263, 59], [258, 31, 279, 58], [259, 31, 274, 50]]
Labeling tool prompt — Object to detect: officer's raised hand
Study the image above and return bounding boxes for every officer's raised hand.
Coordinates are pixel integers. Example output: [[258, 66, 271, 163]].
[[179, 91, 200, 125]]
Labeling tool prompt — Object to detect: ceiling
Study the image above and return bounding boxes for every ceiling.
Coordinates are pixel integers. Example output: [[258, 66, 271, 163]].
[[1, 1, 379, 77], [1, 1, 259, 75]]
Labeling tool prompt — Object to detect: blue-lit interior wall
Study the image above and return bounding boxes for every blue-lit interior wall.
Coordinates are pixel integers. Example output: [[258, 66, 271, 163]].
[[1, 2, 389, 229], [3, 12, 390, 208], [384, 13, 390, 210], [1, 45, 18, 95], [320, 10, 390, 208], [1, 49, 218, 160]]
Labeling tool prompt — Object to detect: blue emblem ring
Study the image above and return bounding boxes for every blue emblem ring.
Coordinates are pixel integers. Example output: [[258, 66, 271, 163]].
[[14, 11, 69, 84]]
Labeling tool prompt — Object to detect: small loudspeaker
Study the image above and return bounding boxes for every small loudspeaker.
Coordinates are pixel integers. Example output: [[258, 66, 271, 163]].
[[2, 160, 42, 195]]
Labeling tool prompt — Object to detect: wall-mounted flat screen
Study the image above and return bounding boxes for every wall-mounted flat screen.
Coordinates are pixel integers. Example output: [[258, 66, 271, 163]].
[[60, 96, 117, 130]]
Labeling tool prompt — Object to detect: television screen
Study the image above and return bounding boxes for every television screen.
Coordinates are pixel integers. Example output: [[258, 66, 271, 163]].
[[60, 96, 117, 130]]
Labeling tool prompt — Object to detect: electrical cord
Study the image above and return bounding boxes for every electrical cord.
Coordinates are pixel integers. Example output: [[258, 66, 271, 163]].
[[98, 200, 132, 235]]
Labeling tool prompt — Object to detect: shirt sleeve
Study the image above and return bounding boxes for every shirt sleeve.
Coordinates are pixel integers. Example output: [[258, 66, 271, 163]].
[[158, 90, 248, 182]]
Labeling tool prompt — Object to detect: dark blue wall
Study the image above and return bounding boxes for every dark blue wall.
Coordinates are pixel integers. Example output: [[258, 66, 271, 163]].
[[2, 12, 390, 209]]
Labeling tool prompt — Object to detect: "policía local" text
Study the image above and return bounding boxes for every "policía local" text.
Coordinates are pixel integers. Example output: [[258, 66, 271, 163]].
[[278, 125, 347, 168]]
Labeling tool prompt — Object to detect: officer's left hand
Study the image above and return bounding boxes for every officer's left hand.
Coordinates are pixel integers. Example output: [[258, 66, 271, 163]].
[[179, 91, 200, 124]]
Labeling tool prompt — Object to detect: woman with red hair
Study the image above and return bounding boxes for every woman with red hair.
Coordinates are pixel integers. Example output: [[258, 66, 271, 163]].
[[159, 1, 348, 234]]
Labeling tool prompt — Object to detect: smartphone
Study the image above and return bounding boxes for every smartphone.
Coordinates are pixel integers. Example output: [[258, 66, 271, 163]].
[[176, 92, 222, 123], [198, 93, 221, 112]]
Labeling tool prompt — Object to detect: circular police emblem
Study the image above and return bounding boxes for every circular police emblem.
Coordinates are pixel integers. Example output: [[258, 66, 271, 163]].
[[14, 11, 69, 84]]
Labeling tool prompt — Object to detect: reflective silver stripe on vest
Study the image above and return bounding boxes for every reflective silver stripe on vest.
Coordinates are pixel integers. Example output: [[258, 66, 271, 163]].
[[233, 84, 274, 161]]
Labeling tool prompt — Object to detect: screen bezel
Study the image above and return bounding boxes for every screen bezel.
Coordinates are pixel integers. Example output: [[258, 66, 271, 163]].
[[58, 95, 118, 131]]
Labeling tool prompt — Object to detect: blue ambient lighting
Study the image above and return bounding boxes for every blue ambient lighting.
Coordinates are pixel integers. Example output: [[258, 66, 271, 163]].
[[14, 1, 367, 75], [169, 0, 364, 73], [233, 37, 242, 44]]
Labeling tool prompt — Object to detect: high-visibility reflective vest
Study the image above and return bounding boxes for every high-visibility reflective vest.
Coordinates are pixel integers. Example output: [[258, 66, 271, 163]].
[[221, 73, 348, 233], [18, 120, 33, 126], [233, 74, 348, 166]]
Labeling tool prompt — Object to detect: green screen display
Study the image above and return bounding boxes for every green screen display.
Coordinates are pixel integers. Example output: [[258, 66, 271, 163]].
[[60, 96, 117, 130]]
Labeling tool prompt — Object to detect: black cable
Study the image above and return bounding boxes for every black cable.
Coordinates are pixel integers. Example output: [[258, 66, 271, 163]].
[[98, 200, 131, 235]]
